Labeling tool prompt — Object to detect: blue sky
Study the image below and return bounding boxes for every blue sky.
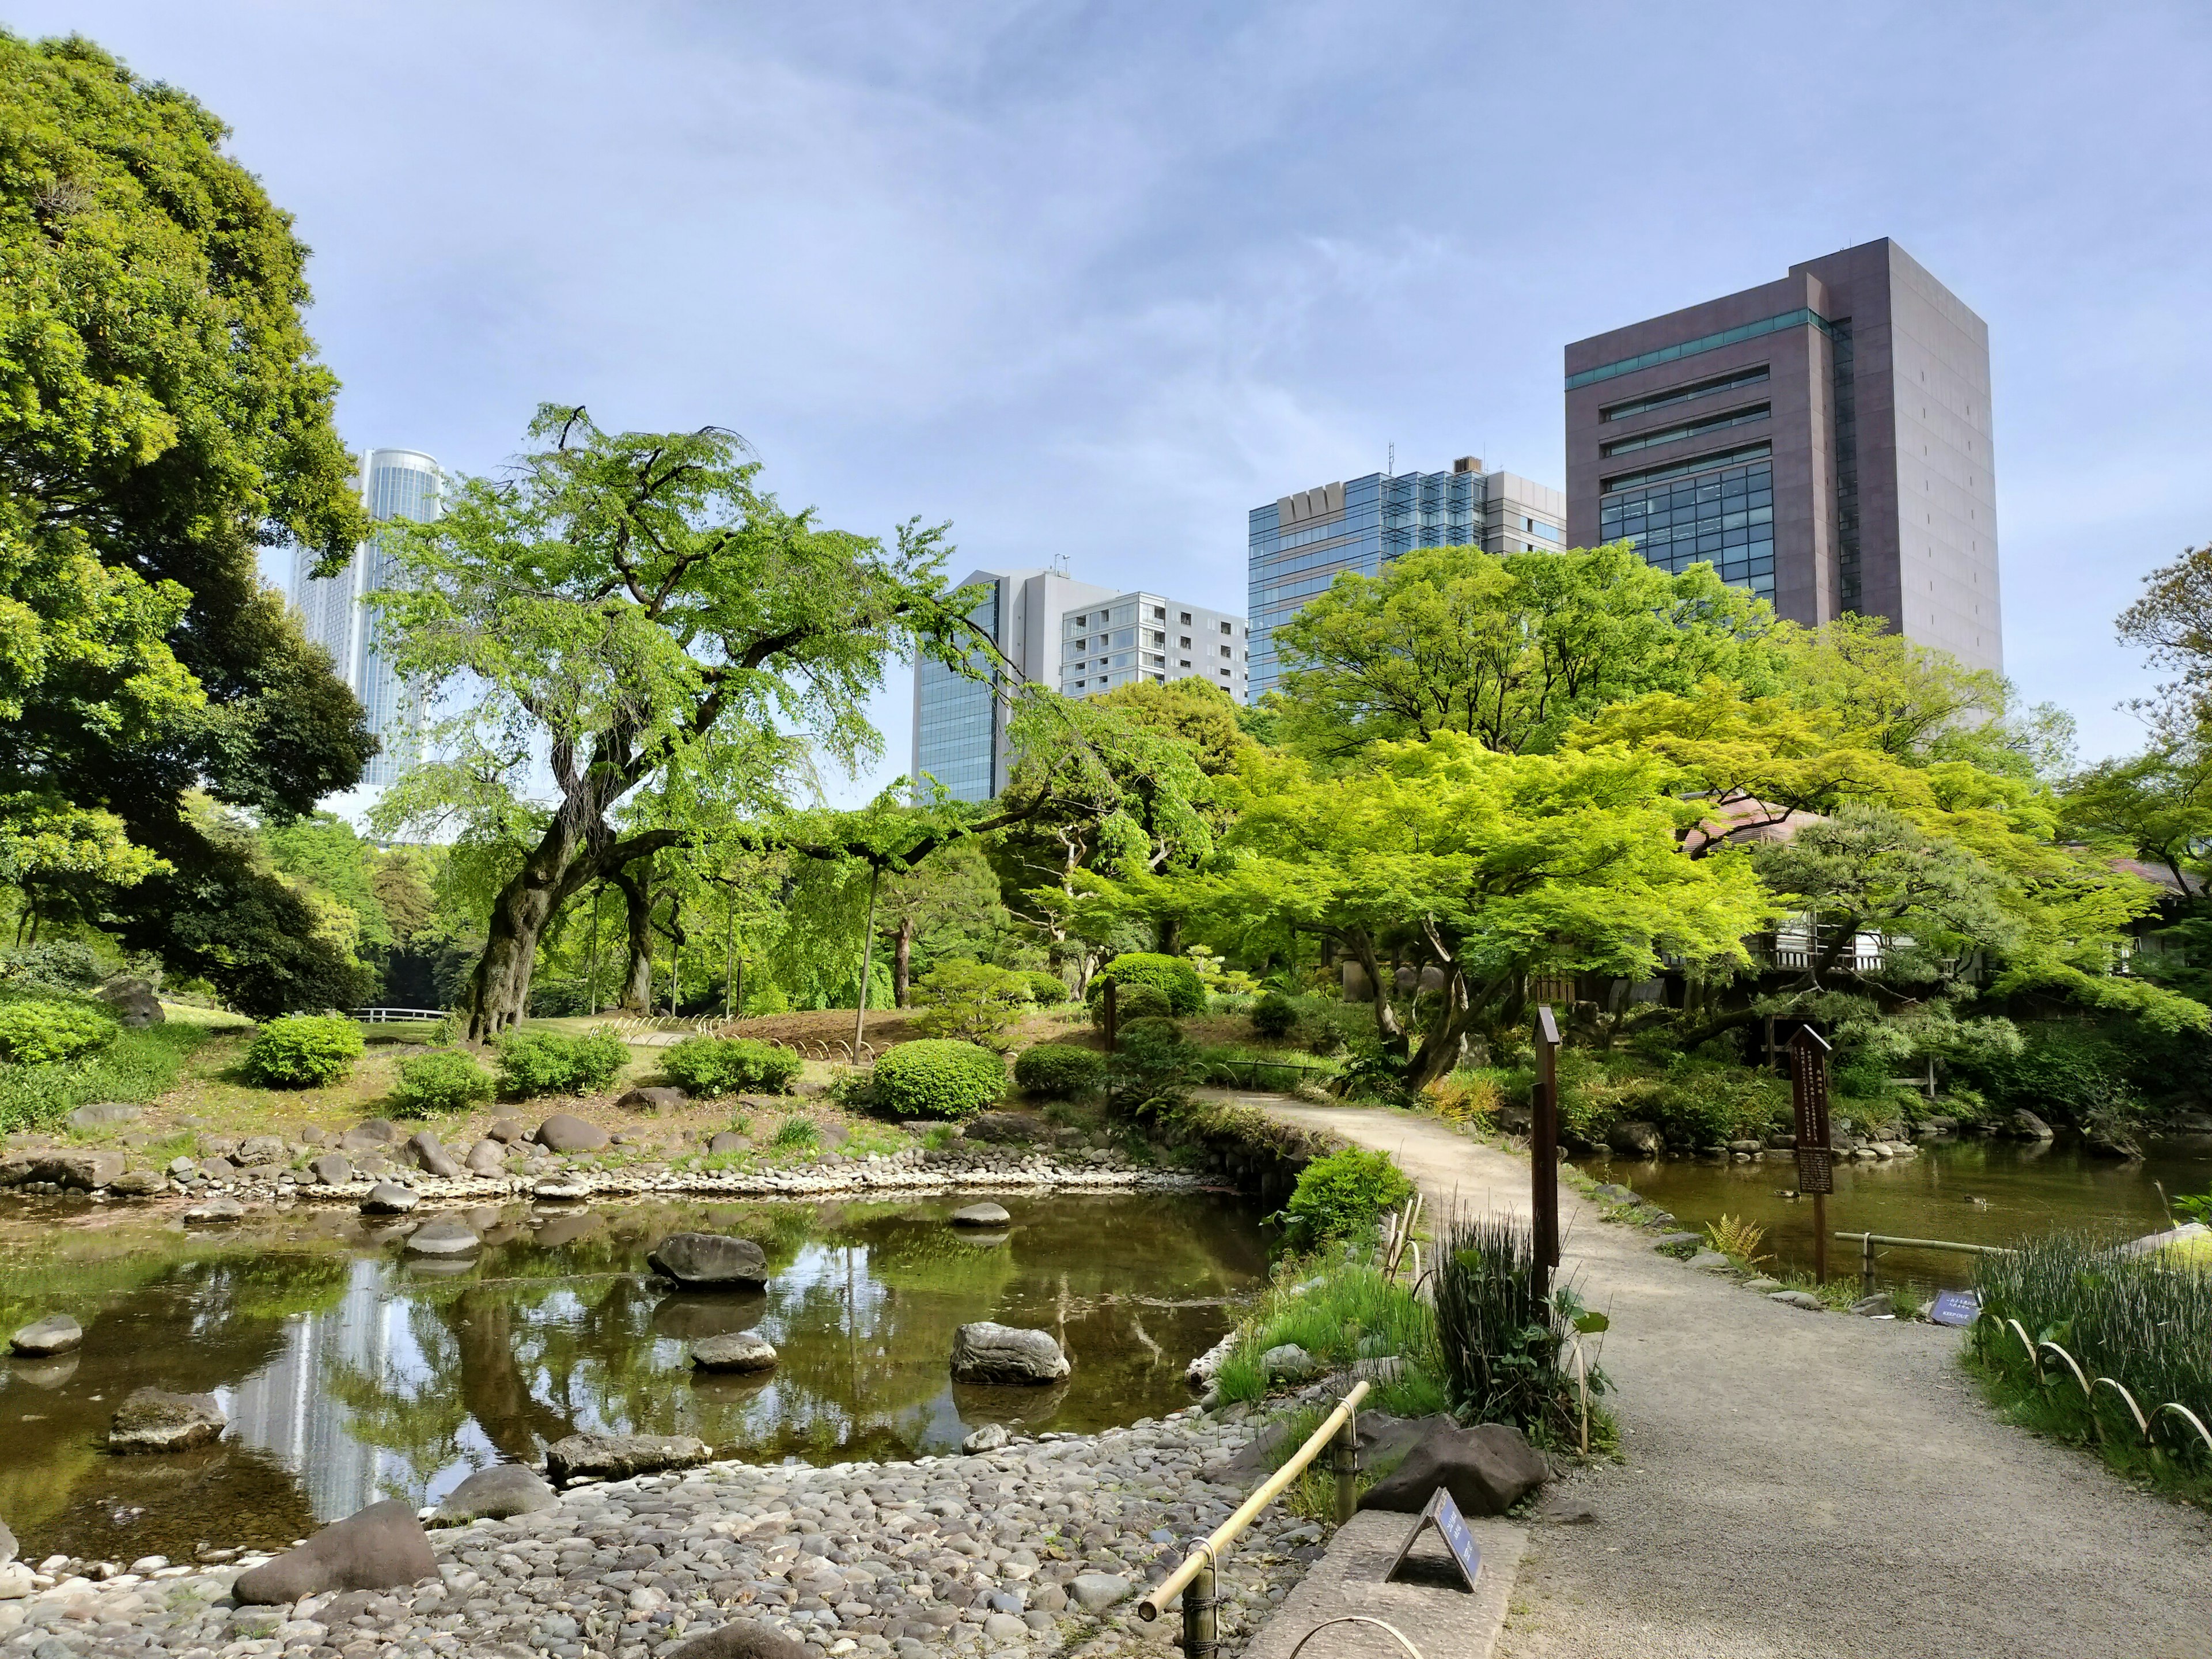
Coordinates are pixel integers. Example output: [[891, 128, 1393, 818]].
[[17, 1, 2211, 800]]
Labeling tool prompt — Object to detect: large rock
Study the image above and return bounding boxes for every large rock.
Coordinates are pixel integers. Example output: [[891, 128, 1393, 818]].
[[1357, 1419, 1547, 1518], [543, 1432, 712, 1483], [183, 1194, 245, 1224], [95, 978, 164, 1028], [2009, 1108, 2055, 1141], [406, 1131, 463, 1179], [950, 1322, 1070, 1385], [26, 1150, 125, 1190], [962, 1112, 1044, 1145], [108, 1388, 226, 1454], [433, 1464, 556, 1524], [463, 1139, 506, 1176], [361, 1181, 419, 1215], [0, 1516, 14, 1564], [231, 1498, 437, 1604], [661, 1620, 810, 1659], [707, 1131, 748, 1156], [950, 1202, 1012, 1228], [108, 1168, 169, 1196], [536, 1113, 609, 1154], [338, 1119, 401, 1154], [403, 1217, 482, 1257], [9, 1315, 81, 1357], [486, 1117, 530, 1144], [233, 1135, 286, 1167], [962, 1422, 1010, 1453], [1069, 1574, 1131, 1613], [65, 1102, 141, 1131], [310, 1152, 354, 1185], [647, 1232, 770, 1289], [1606, 1119, 1663, 1157], [690, 1332, 778, 1373], [1262, 1343, 1321, 1382], [616, 1086, 687, 1113]]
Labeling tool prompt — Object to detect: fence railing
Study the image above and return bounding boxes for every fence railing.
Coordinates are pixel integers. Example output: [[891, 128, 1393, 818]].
[[1834, 1229, 2014, 1293], [351, 1007, 447, 1024], [1204, 1056, 1337, 1091]]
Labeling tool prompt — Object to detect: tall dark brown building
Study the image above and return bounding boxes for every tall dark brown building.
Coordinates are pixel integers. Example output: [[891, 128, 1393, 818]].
[[1565, 239, 2001, 672]]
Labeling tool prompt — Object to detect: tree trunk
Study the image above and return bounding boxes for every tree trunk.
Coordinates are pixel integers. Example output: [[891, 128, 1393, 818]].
[[853, 865, 881, 1055], [1406, 968, 1513, 1092], [893, 915, 915, 1006], [463, 817, 596, 1040], [1346, 927, 1403, 1040], [616, 869, 655, 1012]]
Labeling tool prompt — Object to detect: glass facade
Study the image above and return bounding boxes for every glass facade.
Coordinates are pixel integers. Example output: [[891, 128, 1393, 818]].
[[1599, 400, 1769, 458], [1599, 365, 1770, 423], [914, 584, 1001, 802], [1600, 456, 1775, 603], [1566, 307, 1832, 389]]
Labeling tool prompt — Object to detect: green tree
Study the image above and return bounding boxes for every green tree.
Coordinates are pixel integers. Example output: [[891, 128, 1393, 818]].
[[878, 837, 1005, 1006], [2060, 743, 2212, 895], [2116, 539, 2212, 735]]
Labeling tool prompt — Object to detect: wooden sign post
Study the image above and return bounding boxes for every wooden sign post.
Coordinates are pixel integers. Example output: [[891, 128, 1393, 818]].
[[1532, 1005, 1562, 1304], [1789, 1026, 1834, 1284]]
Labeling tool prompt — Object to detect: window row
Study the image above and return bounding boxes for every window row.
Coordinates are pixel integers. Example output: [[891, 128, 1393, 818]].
[[1599, 401, 1770, 459], [1599, 364, 1771, 423]]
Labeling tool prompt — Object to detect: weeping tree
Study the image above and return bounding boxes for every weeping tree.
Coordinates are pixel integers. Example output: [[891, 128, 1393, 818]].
[[373, 407, 968, 1039]]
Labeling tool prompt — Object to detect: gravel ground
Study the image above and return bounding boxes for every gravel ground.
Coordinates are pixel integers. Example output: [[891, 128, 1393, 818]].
[[1249, 1100, 2212, 1659], [0, 1411, 1327, 1659]]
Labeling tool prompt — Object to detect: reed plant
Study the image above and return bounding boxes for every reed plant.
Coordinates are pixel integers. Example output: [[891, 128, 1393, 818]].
[[1433, 1212, 1614, 1452]]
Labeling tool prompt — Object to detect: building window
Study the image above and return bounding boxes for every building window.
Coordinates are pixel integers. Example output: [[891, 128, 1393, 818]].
[[1179, 658, 1191, 668], [1151, 630, 1166, 645], [1153, 605, 1166, 619], [1599, 365, 1770, 423], [1219, 645, 1232, 658], [1600, 440, 1773, 497], [1567, 308, 1832, 389], [1600, 402, 1770, 459], [1219, 622, 1233, 634], [1600, 457, 1775, 604], [1179, 611, 1192, 624]]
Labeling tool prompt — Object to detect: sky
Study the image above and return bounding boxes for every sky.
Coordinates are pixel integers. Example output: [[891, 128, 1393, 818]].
[[15, 0, 2212, 800]]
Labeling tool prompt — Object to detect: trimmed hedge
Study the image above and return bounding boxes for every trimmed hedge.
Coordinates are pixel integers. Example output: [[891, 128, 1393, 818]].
[[245, 1014, 364, 1089], [496, 1028, 630, 1098], [1283, 1146, 1415, 1246], [1251, 990, 1300, 1038], [661, 1036, 802, 1097], [1022, 969, 1073, 1006], [1085, 952, 1206, 1016], [872, 1039, 1006, 1119], [1014, 1042, 1105, 1099], [390, 1049, 495, 1116], [0, 997, 117, 1066], [1088, 981, 1172, 1028]]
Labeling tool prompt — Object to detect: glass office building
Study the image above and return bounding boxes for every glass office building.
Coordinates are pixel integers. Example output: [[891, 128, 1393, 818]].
[[292, 448, 442, 787], [912, 585, 1003, 801]]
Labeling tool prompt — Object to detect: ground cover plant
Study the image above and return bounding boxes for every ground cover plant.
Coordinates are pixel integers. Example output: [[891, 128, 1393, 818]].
[[244, 1016, 365, 1089], [388, 1049, 496, 1117], [1211, 1262, 1449, 1422], [1434, 1211, 1614, 1453], [0, 1019, 216, 1133], [0, 997, 116, 1066], [870, 1038, 1005, 1118], [495, 1028, 630, 1098], [660, 1036, 802, 1097]]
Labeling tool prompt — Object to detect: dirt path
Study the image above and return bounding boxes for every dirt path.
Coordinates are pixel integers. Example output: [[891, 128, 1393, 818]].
[[1241, 1097, 2212, 1659]]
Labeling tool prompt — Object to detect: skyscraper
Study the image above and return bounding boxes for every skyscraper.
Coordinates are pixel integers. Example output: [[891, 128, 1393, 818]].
[[292, 448, 442, 787], [1245, 459, 1565, 699], [1564, 239, 2001, 672], [912, 567, 1248, 801]]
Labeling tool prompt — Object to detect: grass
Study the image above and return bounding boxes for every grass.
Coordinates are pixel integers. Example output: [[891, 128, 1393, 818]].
[[0, 1020, 222, 1133], [1213, 1260, 1450, 1419], [771, 1115, 820, 1150]]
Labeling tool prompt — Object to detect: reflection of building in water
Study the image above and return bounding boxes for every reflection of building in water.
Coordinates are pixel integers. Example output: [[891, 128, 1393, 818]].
[[225, 1259, 395, 1521]]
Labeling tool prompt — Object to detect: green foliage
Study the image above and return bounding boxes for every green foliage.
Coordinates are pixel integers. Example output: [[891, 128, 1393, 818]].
[[660, 1036, 802, 1097], [0, 941, 105, 993], [1651, 1058, 1790, 1146], [1013, 1042, 1105, 1099], [1214, 1263, 1447, 1418], [1955, 1024, 2137, 1124], [1282, 1147, 1415, 1248], [1433, 1213, 1611, 1446], [1086, 952, 1207, 1016], [0, 996, 115, 1065], [244, 1015, 364, 1089], [1703, 1214, 1770, 1264], [1251, 990, 1300, 1038], [388, 1049, 495, 1117], [495, 1027, 630, 1098], [1106, 1016, 1197, 1118], [771, 1115, 820, 1150], [910, 959, 1033, 1048], [1089, 980, 1172, 1027], [870, 1038, 1006, 1119], [0, 1019, 211, 1133], [1020, 969, 1071, 1005]]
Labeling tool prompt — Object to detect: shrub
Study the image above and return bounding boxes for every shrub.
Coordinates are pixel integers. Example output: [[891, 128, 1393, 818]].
[[244, 1014, 364, 1089], [495, 1027, 630, 1098], [1088, 980, 1172, 1028], [872, 1039, 1006, 1119], [1650, 1059, 1789, 1146], [0, 942, 105, 994], [0, 998, 118, 1066], [1014, 1042, 1105, 1099], [1433, 1212, 1609, 1445], [1281, 1146, 1414, 1247], [1427, 1069, 1503, 1126], [1958, 1024, 2136, 1124], [1107, 1016, 1198, 1119], [910, 960, 1034, 1048], [0, 1021, 210, 1134], [389, 1049, 495, 1116], [1021, 969, 1073, 1006], [1251, 991, 1300, 1039], [1085, 952, 1206, 1016], [661, 1036, 802, 1097]]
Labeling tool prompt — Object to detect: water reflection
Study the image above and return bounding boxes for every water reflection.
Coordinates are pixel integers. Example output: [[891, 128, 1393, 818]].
[[0, 1192, 1265, 1562]]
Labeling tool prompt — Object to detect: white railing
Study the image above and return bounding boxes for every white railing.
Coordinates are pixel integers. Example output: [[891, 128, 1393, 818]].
[[351, 1007, 448, 1023]]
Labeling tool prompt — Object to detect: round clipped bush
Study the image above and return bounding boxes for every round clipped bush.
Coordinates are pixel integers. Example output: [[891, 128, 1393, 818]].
[[871, 1039, 1006, 1119], [389, 1048, 495, 1117], [661, 1036, 802, 1097], [1088, 980, 1172, 1028], [495, 1027, 630, 1098], [245, 1014, 365, 1089], [1085, 952, 1206, 1016], [1022, 969, 1073, 1006], [0, 997, 116, 1066], [1014, 1042, 1105, 1099], [1282, 1146, 1414, 1246], [1251, 991, 1300, 1039]]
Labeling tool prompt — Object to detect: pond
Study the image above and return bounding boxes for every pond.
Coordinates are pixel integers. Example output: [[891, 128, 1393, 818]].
[[1578, 1135, 2212, 1292], [0, 1191, 1268, 1563]]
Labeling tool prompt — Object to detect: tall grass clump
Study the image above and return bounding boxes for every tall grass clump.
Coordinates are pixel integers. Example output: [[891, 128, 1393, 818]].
[[1213, 1263, 1448, 1419], [1969, 1232, 2212, 1493], [1433, 1212, 1613, 1452]]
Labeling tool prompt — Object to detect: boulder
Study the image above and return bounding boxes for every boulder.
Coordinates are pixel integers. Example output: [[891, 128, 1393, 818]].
[[65, 1102, 141, 1132], [403, 1217, 482, 1257], [661, 1620, 811, 1659], [310, 1153, 354, 1185], [707, 1131, 748, 1156], [950, 1322, 1069, 1385], [1685, 1251, 1733, 1271], [95, 978, 164, 1028], [536, 1113, 609, 1154], [108, 1169, 169, 1196], [406, 1131, 463, 1179], [183, 1194, 245, 1224], [1768, 1290, 1825, 1310], [233, 1135, 286, 1167], [338, 1119, 402, 1154], [647, 1232, 770, 1289], [962, 1422, 1010, 1453], [1069, 1573, 1131, 1613], [27, 1150, 125, 1191], [487, 1117, 530, 1144], [0, 1516, 14, 1563], [463, 1139, 506, 1176], [1606, 1120, 1662, 1156], [950, 1202, 1012, 1228], [9, 1315, 82, 1357], [198, 1156, 237, 1181], [2009, 1109, 2054, 1141], [689, 1332, 778, 1373], [1262, 1343, 1321, 1382], [543, 1431, 712, 1483], [433, 1464, 556, 1524], [361, 1181, 419, 1216], [231, 1498, 437, 1604], [1357, 1419, 1546, 1518], [616, 1086, 687, 1113], [962, 1112, 1043, 1145], [533, 1177, 592, 1200], [108, 1387, 226, 1454]]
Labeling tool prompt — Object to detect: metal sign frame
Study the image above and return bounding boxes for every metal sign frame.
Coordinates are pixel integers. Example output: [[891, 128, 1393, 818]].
[[1383, 1487, 1482, 1593]]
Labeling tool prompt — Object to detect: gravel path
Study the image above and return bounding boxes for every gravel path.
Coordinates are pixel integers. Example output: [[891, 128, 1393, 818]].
[[1247, 1099, 2212, 1659]]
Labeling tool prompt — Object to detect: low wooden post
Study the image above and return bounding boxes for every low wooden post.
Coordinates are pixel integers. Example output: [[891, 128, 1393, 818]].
[[1181, 1555, 1215, 1658], [1104, 979, 1119, 1054], [1332, 1408, 1359, 1525], [1532, 1005, 1562, 1304], [1789, 1027, 1835, 1285], [1862, 1232, 1877, 1296]]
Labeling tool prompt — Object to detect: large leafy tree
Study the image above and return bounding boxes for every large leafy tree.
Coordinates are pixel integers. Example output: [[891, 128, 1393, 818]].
[[374, 407, 969, 1037], [2116, 540, 2212, 736], [0, 32, 377, 1011]]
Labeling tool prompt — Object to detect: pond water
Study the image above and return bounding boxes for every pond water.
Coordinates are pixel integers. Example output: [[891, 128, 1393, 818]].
[[0, 1191, 1267, 1563], [1578, 1135, 2212, 1292]]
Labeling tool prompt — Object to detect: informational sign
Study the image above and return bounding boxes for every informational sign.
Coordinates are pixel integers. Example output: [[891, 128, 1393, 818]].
[[1383, 1487, 1481, 1594], [1789, 1027, 1835, 1196], [1929, 1289, 1980, 1328]]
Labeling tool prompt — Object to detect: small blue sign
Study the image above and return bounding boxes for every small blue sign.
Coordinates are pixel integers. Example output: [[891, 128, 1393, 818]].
[[1385, 1487, 1482, 1593], [1930, 1289, 1980, 1328]]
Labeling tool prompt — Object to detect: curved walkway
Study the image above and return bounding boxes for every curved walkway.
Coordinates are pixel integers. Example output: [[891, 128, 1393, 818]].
[[1240, 1097, 2212, 1659]]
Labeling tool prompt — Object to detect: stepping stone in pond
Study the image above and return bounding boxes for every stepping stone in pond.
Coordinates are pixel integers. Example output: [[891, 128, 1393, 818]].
[[10, 1314, 82, 1357], [690, 1332, 778, 1373], [404, 1217, 482, 1256], [950, 1202, 1011, 1228]]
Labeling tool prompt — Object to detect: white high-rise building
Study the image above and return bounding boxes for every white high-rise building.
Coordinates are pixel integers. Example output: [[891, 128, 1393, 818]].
[[293, 448, 442, 787]]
